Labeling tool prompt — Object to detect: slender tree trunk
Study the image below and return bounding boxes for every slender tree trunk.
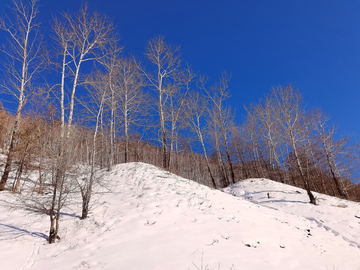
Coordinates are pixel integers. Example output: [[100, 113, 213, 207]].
[[159, 95, 167, 168], [197, 125, 216, 188], [49, 166, 60, 244], [109, 95, 115, 169], [67, 55, 84, 137], [290, 131, 316, 205], [81, 90, 105, 219], [220, 126, 235, 184], [124, 92, 129, 163], [323, 146, 348, 199], [213, 127, 228, 187]]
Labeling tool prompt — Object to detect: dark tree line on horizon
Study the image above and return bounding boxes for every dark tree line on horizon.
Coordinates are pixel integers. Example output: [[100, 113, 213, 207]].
[[0, 0, 359, 243]]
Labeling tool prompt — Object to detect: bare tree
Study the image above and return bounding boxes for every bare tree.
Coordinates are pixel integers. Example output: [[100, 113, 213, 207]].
[[99, 44, 122, 170], [47, 141, 73, 243], [255, 99, 286, 182], [166, 66, 195, 169], [230, 126, 251, 179], [243, 104, 269, 179], [203, 72, 236, 184], [19, 118, 79, 244], [141, 35, 183, 169], [79, 71, 108, 219], [0, 0, 42, 191], [184, 90, 216, 187], [43, 3, 117, 242], [52, 3, 116, 138], [314, 110, 353, 199], [269, 85, 317, 204], [115, 58, 148, 163]]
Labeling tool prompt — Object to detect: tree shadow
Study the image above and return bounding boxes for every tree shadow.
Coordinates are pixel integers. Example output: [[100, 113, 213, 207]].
[[60, 212, 81, 219], [244, 190, 302, 196], [258, 199, 308, 204], [0, 223, 48, 241]]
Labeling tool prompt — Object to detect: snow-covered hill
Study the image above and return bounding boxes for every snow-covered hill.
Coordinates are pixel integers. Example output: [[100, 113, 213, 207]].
[[0, 162, 359, 270], [224, 178, 360, 251]]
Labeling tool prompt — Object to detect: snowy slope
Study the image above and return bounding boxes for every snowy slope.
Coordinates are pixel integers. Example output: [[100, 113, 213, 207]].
[[0, 162, 359, 270], [224, 178, 360, 250]]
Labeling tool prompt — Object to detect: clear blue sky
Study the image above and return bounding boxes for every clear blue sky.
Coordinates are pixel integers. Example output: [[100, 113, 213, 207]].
[[1, 0, 360, 141]]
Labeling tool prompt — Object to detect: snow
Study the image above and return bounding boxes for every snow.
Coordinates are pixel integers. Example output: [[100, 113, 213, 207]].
[[0, 162, 359, 269]]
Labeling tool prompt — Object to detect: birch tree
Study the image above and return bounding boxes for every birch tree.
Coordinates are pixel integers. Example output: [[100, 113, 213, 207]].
[[204, 72, 236, 184], [0, 0, 42, 191], [79, 71, 108, 219], [230, 126, 251, 179], [52, 3, 116, 138], [256, 99, 286, 182], [184, 90, 216, 187], [166, 66, 195, 169], [115, 58, 148, 163], [99, 44, 122, 170], [270, 85, 317, 204], [141, 35, 183, 169], [45, 3, 116, 242], [315, 110, 352, 199]]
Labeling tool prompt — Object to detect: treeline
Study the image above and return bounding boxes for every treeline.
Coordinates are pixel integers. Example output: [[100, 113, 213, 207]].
[[0, 0, 359, 243]]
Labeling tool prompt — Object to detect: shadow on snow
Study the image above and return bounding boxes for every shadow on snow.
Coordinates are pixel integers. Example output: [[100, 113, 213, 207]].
[[0, 223, 48, 241]]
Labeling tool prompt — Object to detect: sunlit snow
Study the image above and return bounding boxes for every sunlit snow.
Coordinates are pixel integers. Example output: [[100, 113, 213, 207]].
[[0, 162, 359, 269]]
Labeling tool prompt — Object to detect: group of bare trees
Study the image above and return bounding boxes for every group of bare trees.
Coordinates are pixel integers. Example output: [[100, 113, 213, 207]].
[[0, 0, 129, 243], [0, 0, 359, 244], [234, 85, 358, 204]]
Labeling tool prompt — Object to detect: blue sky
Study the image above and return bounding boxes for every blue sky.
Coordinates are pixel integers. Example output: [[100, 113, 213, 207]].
[[1, 0, 360, 141]]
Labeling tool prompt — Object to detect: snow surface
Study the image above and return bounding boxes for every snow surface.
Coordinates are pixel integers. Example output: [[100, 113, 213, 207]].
[[0, 162, 359, 270]]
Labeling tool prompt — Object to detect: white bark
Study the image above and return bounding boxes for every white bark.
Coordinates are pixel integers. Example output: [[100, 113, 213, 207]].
[[0, 0, 42, 190], [53, 4, 116, 138], [141, 36, 183, 169]]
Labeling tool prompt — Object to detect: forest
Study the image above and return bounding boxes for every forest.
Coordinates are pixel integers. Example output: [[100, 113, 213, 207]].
[[0, 0, 359, 243]]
